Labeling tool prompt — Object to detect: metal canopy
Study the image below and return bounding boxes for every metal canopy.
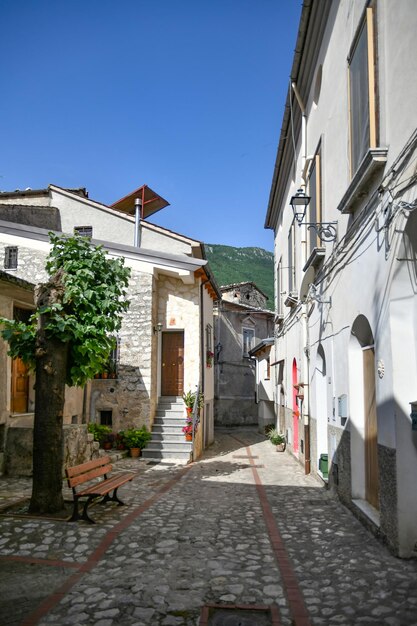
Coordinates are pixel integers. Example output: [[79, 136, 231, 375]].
[[110, 184, 170, 219]]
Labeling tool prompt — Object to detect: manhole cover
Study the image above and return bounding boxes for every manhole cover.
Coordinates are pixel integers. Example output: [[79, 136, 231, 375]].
[[200, 604, 278, 626]]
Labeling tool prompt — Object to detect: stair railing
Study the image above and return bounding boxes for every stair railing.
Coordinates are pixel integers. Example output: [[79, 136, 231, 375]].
[[191, 384, 200, 461]]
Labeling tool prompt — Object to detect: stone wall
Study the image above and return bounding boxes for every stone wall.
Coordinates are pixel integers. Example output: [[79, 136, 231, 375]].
[[4, 424, 98, 477], [0, 205, 61, 231], [379, 444, 398, 554], [90, 269, 154, 431], [0, 242, 49, 285]]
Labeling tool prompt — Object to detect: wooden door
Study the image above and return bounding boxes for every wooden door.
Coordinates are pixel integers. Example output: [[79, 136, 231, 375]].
[[11, 357, 29, 413], [363, 347, 379, 509], [161, 332, 184, 397]]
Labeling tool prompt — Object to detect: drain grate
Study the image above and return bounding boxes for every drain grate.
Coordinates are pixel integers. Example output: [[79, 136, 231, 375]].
[[199, 604, 280, 626]]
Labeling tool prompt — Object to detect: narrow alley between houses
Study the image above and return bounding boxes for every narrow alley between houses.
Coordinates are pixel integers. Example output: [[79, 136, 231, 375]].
[[0, 428, 416, 626]]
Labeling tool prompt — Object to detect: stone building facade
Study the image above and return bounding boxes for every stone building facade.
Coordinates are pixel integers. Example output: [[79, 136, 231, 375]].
[[214, 283, 274, 427], [0, 184, 218, 473]]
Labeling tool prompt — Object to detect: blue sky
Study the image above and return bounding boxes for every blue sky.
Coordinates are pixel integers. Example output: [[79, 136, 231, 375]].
[[0, 1, 301, 250]]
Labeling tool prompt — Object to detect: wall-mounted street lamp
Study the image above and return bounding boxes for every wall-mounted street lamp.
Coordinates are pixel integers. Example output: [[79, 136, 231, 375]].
[[289, 188, 338, 242], [153, 322, 163, 334]]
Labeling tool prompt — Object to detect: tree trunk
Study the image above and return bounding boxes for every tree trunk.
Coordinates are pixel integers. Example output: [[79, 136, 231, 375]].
[[29, 330, 68, 513], [29, 273, 68, 515]]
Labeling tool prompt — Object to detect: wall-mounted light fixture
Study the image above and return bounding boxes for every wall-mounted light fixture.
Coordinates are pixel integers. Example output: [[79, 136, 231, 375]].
[[153, 322, 163, 334], [289, 188, 338, 242]]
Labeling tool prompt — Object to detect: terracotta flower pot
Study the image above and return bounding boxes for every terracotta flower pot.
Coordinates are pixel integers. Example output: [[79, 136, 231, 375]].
[[130, 448, 140, 458], [185, 433, 192, 442]]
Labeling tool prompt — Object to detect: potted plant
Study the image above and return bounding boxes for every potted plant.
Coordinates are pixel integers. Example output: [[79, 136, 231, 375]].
[[108, 360, 117, 379], [182, 390, 204, 415], [182, 418, 194, 441], [88, 423, 113, 448], [103, 432, 116, 450], [119, 426, 151, 457], [206, 350, 214, 368], [115, 432, 125, 450], [268, 429, 286, 452]]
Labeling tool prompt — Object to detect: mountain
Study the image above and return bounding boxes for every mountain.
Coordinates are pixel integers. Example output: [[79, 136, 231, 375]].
[[205, 244, 274, 310]]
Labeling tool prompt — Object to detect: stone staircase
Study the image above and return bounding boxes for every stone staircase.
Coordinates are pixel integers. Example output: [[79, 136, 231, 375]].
[[142, 396, 192, 463]]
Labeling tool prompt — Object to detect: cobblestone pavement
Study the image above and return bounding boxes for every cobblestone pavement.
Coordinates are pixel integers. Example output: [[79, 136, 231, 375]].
[[0, 428, 417, 626]]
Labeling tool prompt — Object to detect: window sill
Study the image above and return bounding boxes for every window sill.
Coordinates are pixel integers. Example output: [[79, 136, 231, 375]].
[[303, 247, 325, 272], [337, 148, 388, 214]]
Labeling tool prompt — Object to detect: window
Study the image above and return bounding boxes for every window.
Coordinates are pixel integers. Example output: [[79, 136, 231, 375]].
[[4, 246, 18, 269], [308, 148, 322, 255], [242, 327, 255, 357], [100, 410, 112, 426], [266, 358, 271, 380], [74, 226, 93, 238], [288, 224, 296, 294], [348, 6, 377, 175]]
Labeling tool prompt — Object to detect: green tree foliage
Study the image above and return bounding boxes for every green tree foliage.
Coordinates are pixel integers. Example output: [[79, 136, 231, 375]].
[[0, 233, 131, 514], [205, 244, 274, 310], [1, 232, 131, 385]]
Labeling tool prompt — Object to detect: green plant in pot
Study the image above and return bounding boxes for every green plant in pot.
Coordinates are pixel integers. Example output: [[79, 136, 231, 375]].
[[268, 428, 286, 451], [88, 423, 113, 447], [119, 426, 151, 457], [182, 390, 204, 413]]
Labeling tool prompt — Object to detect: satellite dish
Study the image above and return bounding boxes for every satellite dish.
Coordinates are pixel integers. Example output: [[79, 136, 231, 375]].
[[300, 266, 316, 302]]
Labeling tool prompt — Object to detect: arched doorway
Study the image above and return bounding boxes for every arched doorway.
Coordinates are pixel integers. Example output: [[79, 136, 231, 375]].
[[349, 315, 379, 510], [292, 358, 299, 453]]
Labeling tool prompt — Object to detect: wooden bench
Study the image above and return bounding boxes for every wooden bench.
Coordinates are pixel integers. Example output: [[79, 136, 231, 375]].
[[65, 456, 135, 524]]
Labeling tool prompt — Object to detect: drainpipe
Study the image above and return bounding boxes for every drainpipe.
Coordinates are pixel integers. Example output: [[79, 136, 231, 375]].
[[193, 275, 210, 460], [134, 198, 142, 247], [200, 277, 209, 400]]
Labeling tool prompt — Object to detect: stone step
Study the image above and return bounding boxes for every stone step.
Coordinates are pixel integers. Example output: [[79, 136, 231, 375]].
[[151, 433, 186, 443], [142, 449, 191, 461], [145, 441, 192, 452], [158, 396, 184, 409], [153, 416, 186, 426], [100, 449, 129, 462], [153, 424, 184, 433], [144, 397, 191, 462], [155, 410, 185, 418]]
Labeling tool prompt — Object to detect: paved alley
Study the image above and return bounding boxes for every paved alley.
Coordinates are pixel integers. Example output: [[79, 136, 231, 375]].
[[0, 429, 416, 626]]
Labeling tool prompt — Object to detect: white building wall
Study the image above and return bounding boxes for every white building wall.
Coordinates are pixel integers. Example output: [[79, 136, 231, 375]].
[[269, 0, 417, 556]]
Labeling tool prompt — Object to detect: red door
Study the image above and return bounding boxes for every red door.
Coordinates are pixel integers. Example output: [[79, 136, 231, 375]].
[[292, 358, 299, 453], [161, 332, 184, 396]]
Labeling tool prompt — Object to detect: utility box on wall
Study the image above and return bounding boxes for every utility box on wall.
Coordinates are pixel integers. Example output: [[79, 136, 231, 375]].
[[338, 394, 348, 426]]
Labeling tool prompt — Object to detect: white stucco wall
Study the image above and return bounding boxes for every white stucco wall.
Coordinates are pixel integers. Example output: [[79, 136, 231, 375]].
[[270, 0, 417, 556]]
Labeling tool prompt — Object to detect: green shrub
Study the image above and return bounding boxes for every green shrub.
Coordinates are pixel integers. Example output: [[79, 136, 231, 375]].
[[268, 429, 286, 446], [119, 426, 151, 449], [88, 423, 112, 445]]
